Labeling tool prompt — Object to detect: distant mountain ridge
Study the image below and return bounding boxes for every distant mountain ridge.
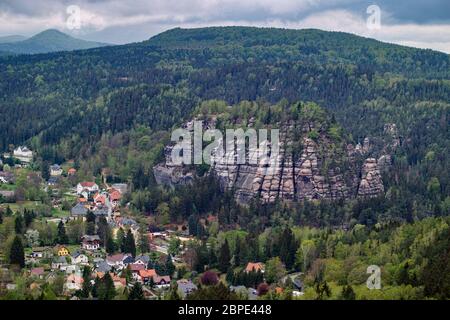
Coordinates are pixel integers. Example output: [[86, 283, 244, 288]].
[[0, 29, 110, 54], [0, 35, 27, 44]]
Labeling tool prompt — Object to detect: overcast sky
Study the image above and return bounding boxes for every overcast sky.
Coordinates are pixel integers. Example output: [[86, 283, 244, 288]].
[[1, 0, 450, 53]]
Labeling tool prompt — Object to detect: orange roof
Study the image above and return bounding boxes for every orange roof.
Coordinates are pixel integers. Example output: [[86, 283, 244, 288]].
[[68, 168, 77, 174], [245, 262, 264, 273], [139, 269, 157, 278], [109, 190, 121, 201], [94, 193, 106, 204], [275, 287, 284, 294]]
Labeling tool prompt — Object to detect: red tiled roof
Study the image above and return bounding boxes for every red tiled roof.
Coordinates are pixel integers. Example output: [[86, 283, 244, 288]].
[[138, 269, 157, 278], [31, 267, 45, 275], [109, 190, 121, 201], [107, 253, 125, 262], [129, 264, 145, 272], [80, 182, 96, 187], [245, 262, 264, 273], [154, 275, 171, 284]]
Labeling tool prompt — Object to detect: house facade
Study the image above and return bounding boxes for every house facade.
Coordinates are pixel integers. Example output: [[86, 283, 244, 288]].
[[13, 146, 33, 163], [81, 235, 101, 251]]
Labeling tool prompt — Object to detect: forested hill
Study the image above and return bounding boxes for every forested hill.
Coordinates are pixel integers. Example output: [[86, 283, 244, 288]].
[[0, 29, 110, 55], [0, 26, 448, 178], [148, 27, 450, 78]]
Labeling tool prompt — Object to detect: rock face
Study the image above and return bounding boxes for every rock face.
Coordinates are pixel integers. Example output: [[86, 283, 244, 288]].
[[357, 158, 384, 197], [154, 117, 394, 205]]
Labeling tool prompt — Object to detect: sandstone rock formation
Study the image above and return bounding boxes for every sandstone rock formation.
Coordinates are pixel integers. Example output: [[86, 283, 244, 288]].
[[154, 117, 395, 205]]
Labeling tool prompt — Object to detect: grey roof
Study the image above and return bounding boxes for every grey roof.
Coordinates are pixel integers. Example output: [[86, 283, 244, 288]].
[[72, 251, 82, 259], [177, 280, 197, 297], [229, 286, 257, 300], [53, 256, 68, 264], [121, 217, 137, 226], [96, 261, 112, 273], [71, 203, 88, 216], [111, 183, 127, 194], [82, 235, 100, 241], [94, 207, 109, 216], [50, 164, 61, 170], [48, 177, 58, 184], [123, 256, 134, 265], [134, 255, 150, 264]]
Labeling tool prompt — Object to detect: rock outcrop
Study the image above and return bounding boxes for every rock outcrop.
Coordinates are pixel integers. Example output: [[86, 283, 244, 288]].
[[154, 116, 394, 205], [357, 158, 384, 197]]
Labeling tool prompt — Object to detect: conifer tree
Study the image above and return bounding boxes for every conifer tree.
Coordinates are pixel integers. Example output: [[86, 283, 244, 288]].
[[9, 235, 25, 268]]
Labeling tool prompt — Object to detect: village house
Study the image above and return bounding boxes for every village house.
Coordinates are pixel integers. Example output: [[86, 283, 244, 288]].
[[106, 253, 133, 270], [30, 267, 45, 279], [95, 260, 112, 273], [50, 164, 63, 176], [70, 203, 88, 218], [81, 235, 101, 251], [177, 279, 197, 298], [154, 275, 171, 288], [0, 171, 14, 184], [0, 190, 15, 199], [65, 264, 82, 275], [13, 146, 33, 163], [93, 193, 107, 206], [109, 189, 122, 207], [134, 255, 150, 266], [66, 273, 84, 291], [245, 262, 265, 273], [128, 263, 146, 281], [72, 252, 89, 265], [138, 269, 157, 284], [31, 247, 52, 259], [111, 183, 127, 195], [76, 182, 99, 198], [51, 256, 69, 271], [68, 168, 77, 176], [55, 245, 70, 256]]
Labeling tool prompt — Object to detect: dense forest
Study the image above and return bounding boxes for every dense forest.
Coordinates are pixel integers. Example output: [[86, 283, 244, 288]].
[[0, 27, 448, 299]]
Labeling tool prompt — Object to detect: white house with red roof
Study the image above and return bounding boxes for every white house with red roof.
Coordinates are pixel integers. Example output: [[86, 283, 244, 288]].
[[76, 181, 99, 198]]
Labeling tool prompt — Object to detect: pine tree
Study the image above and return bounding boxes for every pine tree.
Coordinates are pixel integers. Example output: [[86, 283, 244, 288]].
[[41, 161, 50, 181], [341, 285, 356, 300], [226, 267, 235, 284], [81, 266, 92, 298], [14, 214, 24, 234], [128, 282, 145, 300], [139, 231, 150, 254], [234, 237, 241, 267], [106, 236, 116, 254], [165, 255, 175, 276], [218, 239, 231, 273], [6, 206, 13, 216], [117, 227, 125, 252], [98, 273, 116, 300], [57, 221, 68, 244], [9, 235, 25, 268], [124, 229, 136, 257]]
